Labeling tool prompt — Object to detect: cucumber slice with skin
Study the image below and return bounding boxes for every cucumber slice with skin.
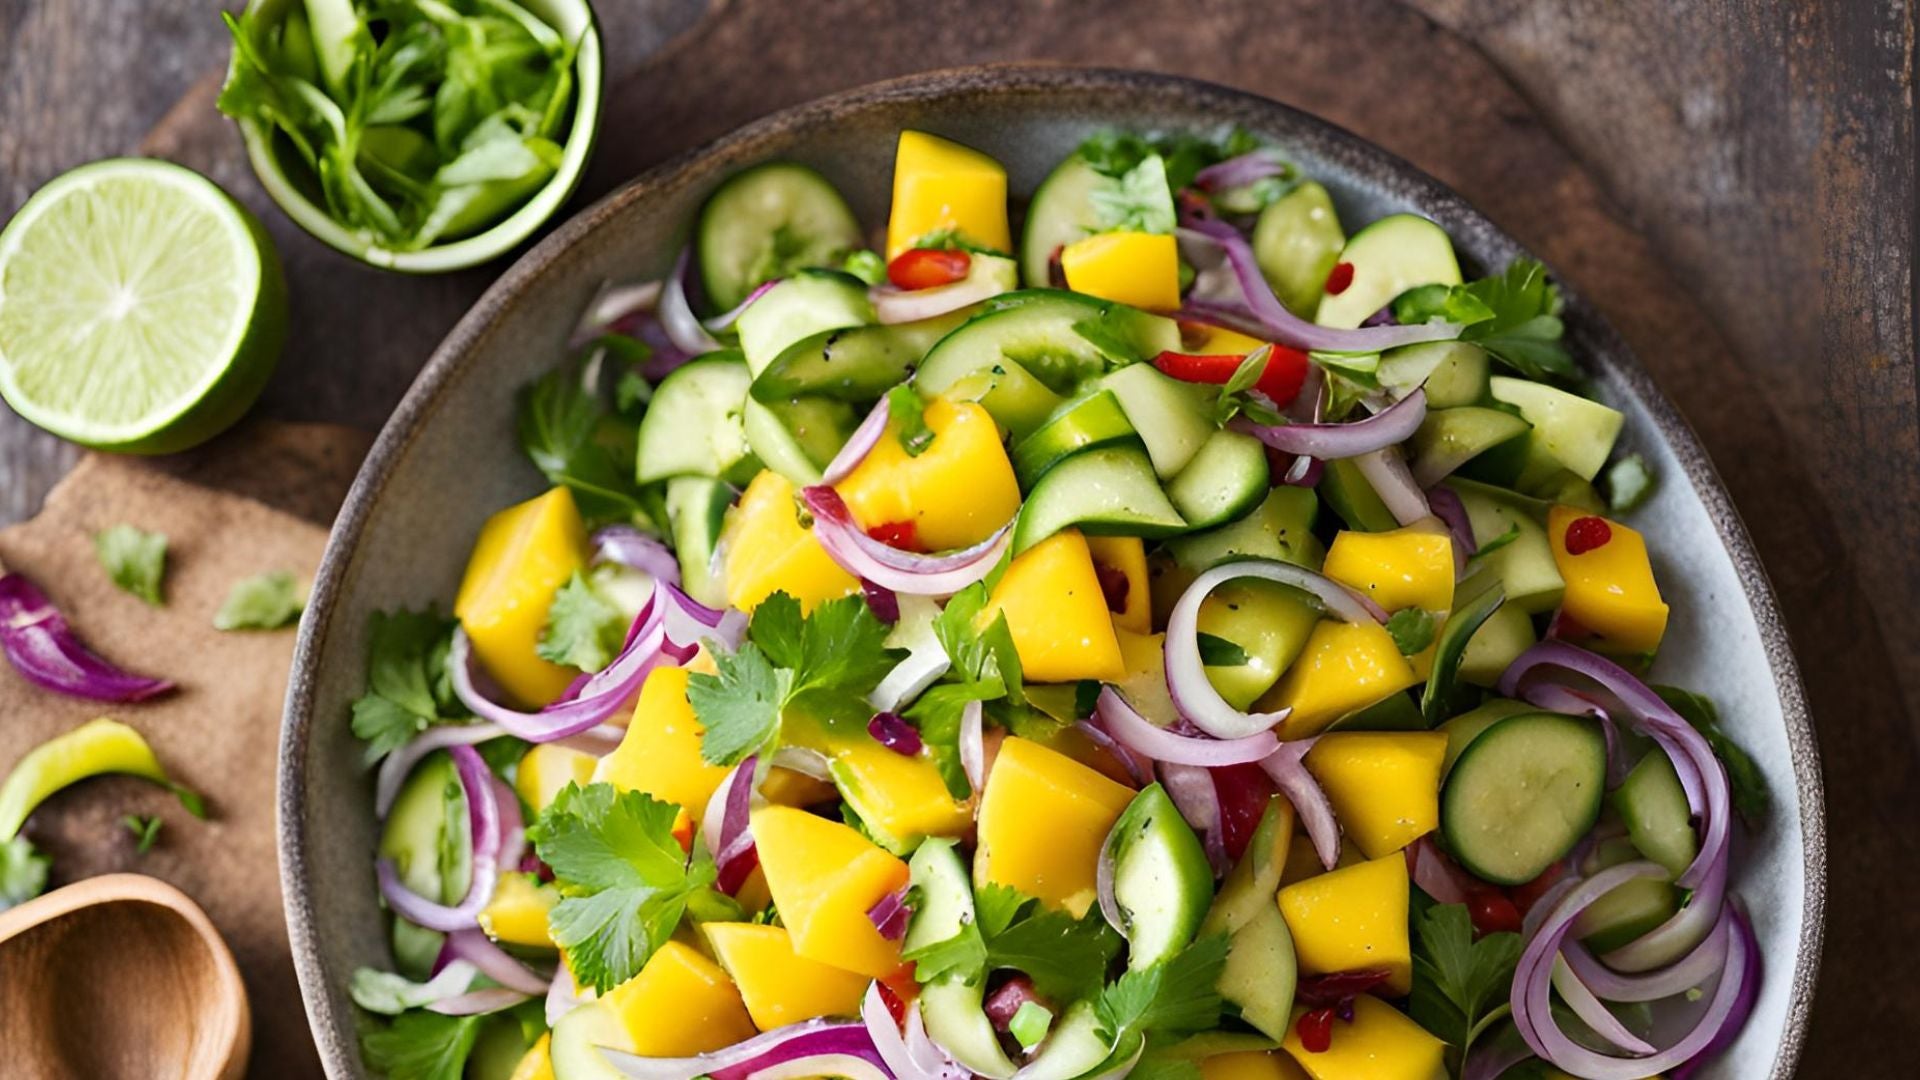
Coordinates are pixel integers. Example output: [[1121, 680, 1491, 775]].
[[904, 837, 975, 949], [636, 353, 755, 484], [1438, 698, 1535, 778], [938, 361, 1066, 440], [1572, 837, 1679, 953], [665, 476, 733, 608], [742, 396, 857, 486], [1324, 691, 1427, 733], [1212, 902, 1297, 1040], [736, 270, 875, 376], [549, 998, 629, 1080], [1195, 579, 1319, 710], [1445, 478, 1565, 614], [1488, 376, 1625, 482], [1458, 598, 1538, 687], [1253, 180, 1345, 317], [1016, 1002, 1113, 1080], [752, 312, 968, 403], [1377, 341, 1490, 408], [903, 840, 1021, 1079], [1093, 363, 1215, 479], [916, 292, 1180, 400], [1166, 486, 1324, 572], [1409, 407, 1532, 488], [1020, 154, 1110, 288], [698, 162, 865, 313], [1313, 213, 1463, 329], [1419, 580, 1507, 723], [1011, 445, 1187, 554], [1165, 429, 1270, 529], [1012, 390, 1139, 489], [380, 754, 470, 978], [1441, 711, 1608, 885], [1319, 456, 1400, 532], [1104, 783, 1215, 969], [920, 979, 1019, 1080], [1202, 797, 1292, 936], [1615, 750, 1698, 878]]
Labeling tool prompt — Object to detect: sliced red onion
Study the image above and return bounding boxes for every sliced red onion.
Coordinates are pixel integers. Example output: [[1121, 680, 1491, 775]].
[[702, 757, 759, 896], [1230, 388, 1426, 462], [865, 982, 948, 1080], [1075, 717, 1153, 787], [868, 886, 912, 941], [592, 525, 682, 584], [870, 648, 951, 714], [871, 273, 1005, 325], [1560, 917, 1730, 1003], [823, 396, 892, 486], [1353, 446, 1431, 526], [1425, 486, 1476, 575], [1164, 561, 1383, 741], [1095, 686, 1279, 766], [705, 280, 781, 334], [1175, 220, 1460, 351], [869, 711, 925, 756], [1550, 957, 1658, 1055], [1259, 738, 1340, 870], [1406, 836, 1474, 905], [375, 744, 500, 932], [1095, 823, 1125, 934], [661, 247, 722, 355], [1193, 150, 1289, 193], [375, 722, 508, 817], [0, 572, 173, 701], [494, 776, 527, 870], [801, 487, 1011, 597], [443, 928, 552, 995], [1669, 904, 1761, 1080], [426, 987, 533, 1015], [1159, 761, 1229, 876], [771, 746, 833, 782], [602, 1018, 888, 1080], [572, 279, 664, 347], [547, 958, 587, 1026], [959, 700, 986, 795]]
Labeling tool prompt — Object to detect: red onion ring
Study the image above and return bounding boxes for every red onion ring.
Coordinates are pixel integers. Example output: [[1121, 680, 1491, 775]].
[[1230, 389, 1426, 462], [1175, 220, 1461, 351], [771, 746, 833, 781], [426, 987, 532, 1015], [603, 1018, 889, 1080], [1074, 717, 1154, 787], [1163, 560, 1384, 741], [1668, 903, 1761, 1080], [702, 757, 759, 895], [375, 744, 500, 931], [442, 927, 552, 995], [823, 397, 892, 485], [801, 487, 1010, 597], [1159, 761, 1230, 876], [571, 279, 664, 347], [1095, 821, 1125, 934], [959, 700, 986, 795], [1094, 686, 1280, 766], [0, 572, 174, 701], [1550, 956, 1659, 1055], [871, 273, 1006, 325], [870, 648, 951, 714], [592, 526, 683, 584], [705, 280, 781, 334], [1406, 836, 1474, 905], [1259, 738, 1339, 869], [866, 886, 913, 941], [1425, 486, 1476, 575], [375, 722, 509, 818], [546, 958, 586, 1026], [1353, 446, 1431, 526], [1193, 150, 1289, 193], [661, 247, 722, 355], [1559, 918, 1730, 1003], [864, 983, 968, 1080]]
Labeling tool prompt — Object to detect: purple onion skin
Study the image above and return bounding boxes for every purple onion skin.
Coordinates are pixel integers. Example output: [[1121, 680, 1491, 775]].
[[868, 712, 924, 756], [0, 572, 173, 701]]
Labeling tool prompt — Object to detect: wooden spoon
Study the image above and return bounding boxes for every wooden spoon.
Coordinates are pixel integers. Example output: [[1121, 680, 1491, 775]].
[[0, 873, 251, 1080]]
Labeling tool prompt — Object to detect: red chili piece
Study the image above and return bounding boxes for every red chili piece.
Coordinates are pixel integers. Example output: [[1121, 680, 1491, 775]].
[[1296, 1007, 1337, 1053], [1151, 345, 1311, 408], [1210, 763, 1277, 862], [887, 247, 972, 290], [1467, 888, 1524, 936], [876, 978, 910, 1026], [1092, 561, 1132, 614], [1563, 515, 1614, 555], [1324, 261, 1355, 296], [867, 520, 922, 552]]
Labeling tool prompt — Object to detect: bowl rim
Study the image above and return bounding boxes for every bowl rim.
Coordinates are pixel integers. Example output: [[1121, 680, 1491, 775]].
[[280, 64, 1825, 1077], [226, 0, 605, 274]]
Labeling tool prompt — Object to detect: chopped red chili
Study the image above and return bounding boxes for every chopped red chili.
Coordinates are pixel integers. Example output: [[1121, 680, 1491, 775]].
[[887, 247, 972, 290], [1296, 1006, 1337, 1053], [867, 520, 922, 552], [1467, 888, 1524, 936], [1563, 515, 1614, 555], [1324, 261, 1356, 296]]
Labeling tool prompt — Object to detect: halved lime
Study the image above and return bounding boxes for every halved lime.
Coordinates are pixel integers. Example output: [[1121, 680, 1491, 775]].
[[0, 158, 286, 453]]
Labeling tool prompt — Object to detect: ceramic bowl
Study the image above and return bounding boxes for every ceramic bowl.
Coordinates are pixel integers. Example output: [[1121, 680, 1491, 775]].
[[281, 66, 1824, 1077]]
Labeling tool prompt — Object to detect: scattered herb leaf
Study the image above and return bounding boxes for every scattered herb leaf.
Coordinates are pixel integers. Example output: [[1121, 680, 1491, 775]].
[[888, 385, 934, 457], [359, 1009, 483, 1080], [0, 835, 49, 912], [213, 571, 304, 630], [94, 524, 167, 606], [124, 814, 164, 854], [1408, 901, 1521, 1060], [1195, 632, 1251, 667]]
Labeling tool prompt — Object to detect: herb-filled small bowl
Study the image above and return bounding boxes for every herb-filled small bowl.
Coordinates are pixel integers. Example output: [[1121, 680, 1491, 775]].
[[219, 0, 603, 273]]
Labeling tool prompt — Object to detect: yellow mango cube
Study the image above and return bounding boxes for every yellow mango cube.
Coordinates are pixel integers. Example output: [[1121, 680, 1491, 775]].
[[593, 667, 732, 822], [836, 398, 1021, 552], [480, 871, 558, 948], [1086, 535, 1151, 634], [1322, 524, 1455, 614], [599, 941, 756, 1056], [887, 130, 1011, 258], [750, 805, 909, 977], [761, 765, 839, 808], [722, 469, 860, 613], [455, 487, 588, 706], [1261, 621, 1418, 739], [983, 529, 1126, 683], [703, 922, 872, 1030], [1547, 506, 1670, 655], [1281, 994, 1447, 1080], [831, 740, 972, 844], [509, 1034, 554, 1080], [1203, 1050, 1313, 1080], [976, 736, 1136, 916], [1305, 733, 1447, 859], [516, 742, 599, 815], [1277, 853, 1413, 995], [1061, 231, 1182, 311]]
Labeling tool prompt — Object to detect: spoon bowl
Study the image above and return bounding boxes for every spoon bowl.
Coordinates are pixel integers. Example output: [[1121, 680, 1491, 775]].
[[0, 873, 250, 1080]]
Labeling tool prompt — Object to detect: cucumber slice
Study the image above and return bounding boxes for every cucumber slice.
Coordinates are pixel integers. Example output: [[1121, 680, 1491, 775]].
[[1324, 691, 1428, 732], [904, 837, 975, 948], [936, 359, 1066, 439], [752, 312, 967, 403], [920, 979, 1019, 1080], [1213, 902, 1297, 1040], [1319, 457, 1399, 532], [1012, 445, 1187, 554], [636, 353, 755, 484], [1104, 783, 1215, 969], [1093, 363, 1216, 479], [1194, 579, 1319, 710], [1457, 597, 1537, 687], [1012, 390, 1139, 489], [736, 270, 875, 376], [1165, 430, 1270, 529], [1409, 406, 1532, 488], [1572, 837, 1679, 953], [1488, 376, 1625, 482], [917, 292, 1180, 399], [1419, 581, 1506, 723], [1020, 154, 1109, 288], [1437, 698, 1535, 778], [379, 752, 469, 978], [1614, 750, 1698, 878], [665, 476, 733, 608], [742, 396, 857, 486], [1313, 214, 1462, 329], [901, 841, 1021, 1078], [1441, 711, 1607, 885], [1202, 798, 1292, 936], [1017, 1002, 1113, 1080], [549, 998, 628, 1080], [1445, 477, 1564, 614], [697, 162, 865, 312], [1377, 341, 1490, 408], [1166, 486, 1323, 572], [1253, 180, 1345, 317]]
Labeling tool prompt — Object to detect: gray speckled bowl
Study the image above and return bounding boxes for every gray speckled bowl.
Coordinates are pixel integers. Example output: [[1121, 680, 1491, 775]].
[[281, 67, 1823, 1078]]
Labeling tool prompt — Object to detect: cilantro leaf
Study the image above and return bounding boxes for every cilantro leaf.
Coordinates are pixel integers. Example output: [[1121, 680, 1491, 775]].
[[1090, 154, 1177, 235], [537, 571, 627, 673], [888, 385, 934, 457], [213, 571, 304, 630], [531, 783, 719, 992], [1408, 901, 1521, 1059], [351, 608, 461, 764], [1195, 632, 1251, 667], [124, 814, 164, 855], [1386, 608, 1438, 655], [1653, 685, 1769, 823], [1388, 259, 1574, 380], [360, 1010, 483, 1080], [841, 249, 887, 285], [932, 584, 1025, 701], [1095, 933, 1230, 1043], [903, 920, 988, 984], [782, 595, 903, 703], [1077, 127, 1261, 192], [688, 643, 790, 767], [0, 835, 49, 912], [517, 359, 652, 524], [906, 682, 1001, 800], [984, 902, 1124, 1002], [94, 524, 167, 606]]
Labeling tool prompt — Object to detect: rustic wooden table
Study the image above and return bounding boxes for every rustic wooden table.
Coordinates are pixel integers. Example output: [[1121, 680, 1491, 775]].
[[1, 0, 1913, 1074]]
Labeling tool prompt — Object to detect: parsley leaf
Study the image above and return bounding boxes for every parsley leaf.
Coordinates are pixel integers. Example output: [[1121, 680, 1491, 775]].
[[537, 571, 627, 673], [1095, 933, 1231, 1043], [1408, 902, 1521, 1059], [213, 571, 304, 630], [94, 524, 167, 605], [360, 1010, 483, 1080], [1078, 127, 1260, 192], [888, 385, 935, 457], [1386, 608, 1438, 655], [351, 608, 461, 764], [905, 584, 1026, 798], [1653, 685, 1769, 823], [531, 782, 719, 992], [983, 899, 1124, 1002], [1209, 346, 1275, 425], [1605, 454, 1656, 513], [1090, 154, 1177, 235], [1389, 260, 1574, 380], [517, 358, 652, 524], [0, 835, 49, 912], [124, 814, 164, 855], [841, 249, 887, 285], [1195, 632, 1250, 667], [688, 643, 791, 767]]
